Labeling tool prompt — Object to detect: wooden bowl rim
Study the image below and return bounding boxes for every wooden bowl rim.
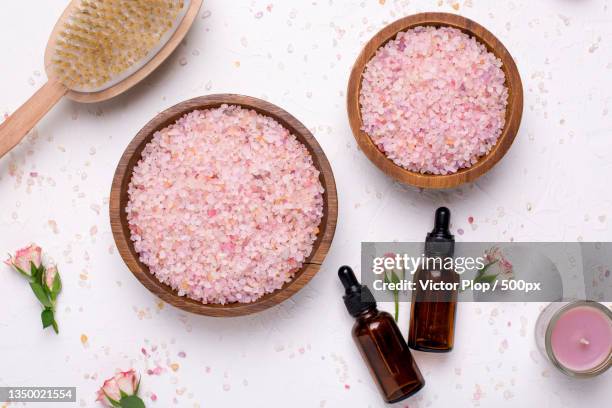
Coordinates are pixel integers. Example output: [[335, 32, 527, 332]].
[[43, 0, 203, 103], [347, 12, 524, 189], [109, 94, 338, 317]]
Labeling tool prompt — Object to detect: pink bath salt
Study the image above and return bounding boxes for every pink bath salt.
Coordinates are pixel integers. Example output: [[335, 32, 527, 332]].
[[147, 366, 164, 376], [359, 26, 509, 175], [220, 242, 235, 253], [126, 105, 324, 305]]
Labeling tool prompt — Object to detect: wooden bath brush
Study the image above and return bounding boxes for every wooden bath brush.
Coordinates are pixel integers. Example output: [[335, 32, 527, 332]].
[[0, 0, 203, 159]]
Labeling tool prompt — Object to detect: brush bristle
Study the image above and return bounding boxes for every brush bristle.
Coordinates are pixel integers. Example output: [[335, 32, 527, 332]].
[[52, 0, 186, 92]]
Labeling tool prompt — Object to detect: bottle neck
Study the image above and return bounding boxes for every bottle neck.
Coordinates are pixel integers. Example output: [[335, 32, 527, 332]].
[[355, 306, 378, 320], [424, 241, 454, 258]]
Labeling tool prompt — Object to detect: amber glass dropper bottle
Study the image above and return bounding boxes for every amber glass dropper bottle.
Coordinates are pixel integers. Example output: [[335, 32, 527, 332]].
[[408, 207, 459, 352], [338, 266, 425, 403]]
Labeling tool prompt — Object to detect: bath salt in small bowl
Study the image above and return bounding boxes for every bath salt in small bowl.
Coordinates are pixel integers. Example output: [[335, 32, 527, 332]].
[[110, 95, 337, 317], [348, 13, 524, 189]]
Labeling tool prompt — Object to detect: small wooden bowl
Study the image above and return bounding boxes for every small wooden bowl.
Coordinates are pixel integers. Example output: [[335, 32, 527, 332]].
[[347, 13, 524, 189], [110, 95, 338, 317]]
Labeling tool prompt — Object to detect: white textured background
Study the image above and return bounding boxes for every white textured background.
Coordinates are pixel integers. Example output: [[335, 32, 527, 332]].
[[1, 0, 611, 407]]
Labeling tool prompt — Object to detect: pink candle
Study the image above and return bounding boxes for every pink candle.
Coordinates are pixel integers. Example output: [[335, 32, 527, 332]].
[[536, 301, 612, 377], [550, 305, 612, 372]]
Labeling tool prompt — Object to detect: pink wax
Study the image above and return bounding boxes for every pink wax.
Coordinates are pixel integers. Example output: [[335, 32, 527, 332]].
[[550, 305, 612, 372]]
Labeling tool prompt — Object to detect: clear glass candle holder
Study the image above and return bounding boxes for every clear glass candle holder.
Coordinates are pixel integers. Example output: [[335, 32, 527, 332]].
[[535, 301, 612, 378]]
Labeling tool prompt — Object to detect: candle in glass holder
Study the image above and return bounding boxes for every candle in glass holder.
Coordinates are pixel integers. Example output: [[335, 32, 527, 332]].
[[535, 301, 612, 377]]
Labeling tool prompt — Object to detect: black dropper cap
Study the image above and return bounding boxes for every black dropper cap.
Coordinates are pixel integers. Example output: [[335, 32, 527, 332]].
[[338, 266, 376, 317], [425, 207, 455, 256]]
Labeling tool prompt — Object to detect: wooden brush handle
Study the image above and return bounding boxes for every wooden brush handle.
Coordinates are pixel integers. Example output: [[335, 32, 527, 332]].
[[0, 79, 67, 159]]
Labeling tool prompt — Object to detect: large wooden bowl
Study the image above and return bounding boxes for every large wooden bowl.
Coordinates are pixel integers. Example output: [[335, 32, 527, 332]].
[[347, 13, 524, 189], [110, 95, 338, 317]]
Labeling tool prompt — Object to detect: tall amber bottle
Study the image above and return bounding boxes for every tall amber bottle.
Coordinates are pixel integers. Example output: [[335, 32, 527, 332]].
[[339, 266, 425, 403], [408, 207, 459, 352]]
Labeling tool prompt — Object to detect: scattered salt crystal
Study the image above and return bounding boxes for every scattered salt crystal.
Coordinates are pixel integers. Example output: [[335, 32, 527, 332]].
[[127, 105, 324, 305], [360, 26, 509, 175], [147, 366, 164, 376]]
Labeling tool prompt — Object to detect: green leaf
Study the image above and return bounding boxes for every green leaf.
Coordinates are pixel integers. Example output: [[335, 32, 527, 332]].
[[30, 282, 52, 308], [134, 377, 140, 394], [39, 265, 46, 284], [31, 262, 45, 283], [30, 261, 37, 278], [476, 260, 498, 279], [51, 273, 62, 301], [383, 269, 402, 322], [120, 395, 146, 408], [390, 270, 401, 284], [393, 291, 399, 322], [41, 308, 54, 329]]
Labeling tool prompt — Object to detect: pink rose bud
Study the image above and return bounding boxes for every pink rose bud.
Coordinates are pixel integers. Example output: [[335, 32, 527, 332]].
[[96, 377, 121, 407], [115, 370, 139, 395], [5, 244, 42, 274], [97, 370, 140, 407], [44, 265, 58, 292]]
